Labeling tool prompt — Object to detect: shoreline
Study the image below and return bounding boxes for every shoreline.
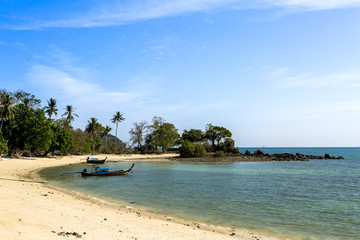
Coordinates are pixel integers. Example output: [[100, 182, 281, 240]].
[[0, 154, 288, 240]]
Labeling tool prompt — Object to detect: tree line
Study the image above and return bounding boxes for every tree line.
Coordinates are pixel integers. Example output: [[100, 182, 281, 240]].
[[0, 89, 238, 158]]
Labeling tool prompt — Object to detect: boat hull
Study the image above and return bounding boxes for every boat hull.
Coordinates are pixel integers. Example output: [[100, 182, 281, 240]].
[[81, 164, 134, 177], [86, 157, 107, 164]]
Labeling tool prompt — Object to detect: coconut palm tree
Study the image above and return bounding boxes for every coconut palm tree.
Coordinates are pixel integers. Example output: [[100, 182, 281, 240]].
[[103, 125, 112, 148], [62, 105, 78, 126], [0, 93, 16, 130], [111, 111, 125, 142], [129, 121, 148, 150], [85, 118, 103, 152], [45, 98, 58, 120]]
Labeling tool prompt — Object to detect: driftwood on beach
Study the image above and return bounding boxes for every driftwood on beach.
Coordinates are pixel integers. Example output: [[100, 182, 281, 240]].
[[172, 149, 344, 162]]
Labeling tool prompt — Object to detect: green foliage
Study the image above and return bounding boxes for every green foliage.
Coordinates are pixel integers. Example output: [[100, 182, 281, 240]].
[[3, 105, 53, 154], [0, 92, 16, 130], [148, 116, 179, 152], [129, 121, 148, 151], [11, 90, 41, 109], [102, 125, 112, 149], [214, 150, 225, 157], [49, 125, 73, 154], [0, 130, 8, 154], [45, 98, 58, 119], [85, 118, 104, 153], [179, 140, 206, 158], [111, 111, 125, 140], [179, 141, 195, 157], [181, 129, 204, 143], [62, 105, 78, 126], [194, 143, 207, 157], [205, 124, 232, 150]]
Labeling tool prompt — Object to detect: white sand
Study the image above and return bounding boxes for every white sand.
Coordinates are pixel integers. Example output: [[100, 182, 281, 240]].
[[0, 154, 285, 240]]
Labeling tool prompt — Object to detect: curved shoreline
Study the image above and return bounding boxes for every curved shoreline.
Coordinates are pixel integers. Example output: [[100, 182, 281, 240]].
[[0, 154, 288, 240]]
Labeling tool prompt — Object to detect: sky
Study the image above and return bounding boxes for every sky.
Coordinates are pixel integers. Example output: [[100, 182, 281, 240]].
[[1, 0, 360, 147]]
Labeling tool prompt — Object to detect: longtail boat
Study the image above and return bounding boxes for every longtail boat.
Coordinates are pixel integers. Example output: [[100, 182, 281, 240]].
[[86, 156, 107, 164], [81, 163, 134, 177]]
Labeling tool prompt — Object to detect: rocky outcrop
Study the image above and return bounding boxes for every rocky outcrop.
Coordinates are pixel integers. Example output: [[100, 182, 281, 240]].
[[247, 150, 344, 161], [172, 150, 345, 162]]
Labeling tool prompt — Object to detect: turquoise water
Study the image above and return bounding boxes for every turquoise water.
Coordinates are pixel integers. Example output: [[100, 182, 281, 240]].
[[39, 148, 360, 240]]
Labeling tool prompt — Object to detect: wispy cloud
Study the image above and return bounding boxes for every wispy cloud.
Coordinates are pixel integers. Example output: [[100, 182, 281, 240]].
[[27, 64, 145, 106], [3, 0, 360, 29], [26, 47, 149, 111]]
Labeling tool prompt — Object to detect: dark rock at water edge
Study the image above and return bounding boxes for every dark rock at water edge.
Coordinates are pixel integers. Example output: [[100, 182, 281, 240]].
[[171, 150, 344, 162]]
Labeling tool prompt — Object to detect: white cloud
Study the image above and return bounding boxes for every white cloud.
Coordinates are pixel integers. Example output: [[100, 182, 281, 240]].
[[27, 64, 145, 104], [4, 0, 360, 29]]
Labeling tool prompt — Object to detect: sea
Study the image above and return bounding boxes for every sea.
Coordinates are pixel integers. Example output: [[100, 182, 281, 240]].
[[39, 148, 360, 240]]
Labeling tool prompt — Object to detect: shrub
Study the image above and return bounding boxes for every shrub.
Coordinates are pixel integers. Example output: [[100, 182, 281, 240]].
[[214, 150, 225, 157], [179, 141, 195, 158], [194, 144, 206, 157]]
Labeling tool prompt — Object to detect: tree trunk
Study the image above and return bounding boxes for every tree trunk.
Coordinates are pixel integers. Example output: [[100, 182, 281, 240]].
[[115, 123, 118, 143]]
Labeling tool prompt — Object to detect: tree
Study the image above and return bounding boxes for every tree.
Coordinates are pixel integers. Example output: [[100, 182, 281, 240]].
[[45, 98, 58, 120], [62, 105, 78, 126], [181, 129, 204, 143], [111, 111, 125, 141], [222, 138, 239, 153], [103, 125, 112, 148], [205, 124, 232, 150], [12, 90, 41, 109], [3, 105, 53, 155], [69, 128, 92, 154], [148, 116, 179, 152], [49, 125, 73, 154], [85, 117, 104, 153], [129, 121, 148, 150], [0, 92, 16, 130]]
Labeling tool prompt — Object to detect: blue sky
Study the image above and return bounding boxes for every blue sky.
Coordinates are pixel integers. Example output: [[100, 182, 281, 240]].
[[1, 0, 360, 147]]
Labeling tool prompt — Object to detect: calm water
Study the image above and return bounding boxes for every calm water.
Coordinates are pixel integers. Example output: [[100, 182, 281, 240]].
[[39, 148, 360, 240]]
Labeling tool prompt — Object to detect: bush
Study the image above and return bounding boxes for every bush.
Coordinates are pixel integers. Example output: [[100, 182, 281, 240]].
[[194, 143, 206, 157], [179, 141, 195, 158], [179, 141, 207, 158], [214, 150, 225, 157]]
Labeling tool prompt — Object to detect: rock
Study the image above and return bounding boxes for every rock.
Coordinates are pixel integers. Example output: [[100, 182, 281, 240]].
[[254, 149, 264, 156], [324, 154, 331, 159], [245, 150, 251, 155]]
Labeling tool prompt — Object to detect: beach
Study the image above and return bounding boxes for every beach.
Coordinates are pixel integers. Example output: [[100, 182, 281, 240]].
[[0, 154, 282, 240]]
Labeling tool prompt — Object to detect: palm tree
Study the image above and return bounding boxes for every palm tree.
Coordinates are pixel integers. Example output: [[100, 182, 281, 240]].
[[0, 93, 16, 130], [129, 121, 148, 150], [103, 126, 112, 148], [62, 105, 78, 126], [45, 98, 58, 120], [85, 117, 103, 152], [111, 111, 125, 142]]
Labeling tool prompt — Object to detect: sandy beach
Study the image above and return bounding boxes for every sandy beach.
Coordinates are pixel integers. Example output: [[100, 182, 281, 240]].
[[0, 154, 284, 240]]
